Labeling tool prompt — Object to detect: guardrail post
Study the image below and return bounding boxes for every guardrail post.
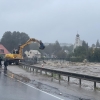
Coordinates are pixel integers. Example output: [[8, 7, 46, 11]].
[[27, 66, 29, 72], [33, 68, 34, 73], [51, 73, 53, 81], [24, 65, 26, 69], [45, 71, 47, 75], [79, 79, 81, 86], [94, 81, 96, 90], [30, 67, 31, 72], [26, 66, 28, 71], [36, 69, 38, 74], [68, 76, 70, 82], [58, 74, 61, 84], [26, 66, 27, 70], [40, 69, 42, 75], [22, 65, 23, 68]]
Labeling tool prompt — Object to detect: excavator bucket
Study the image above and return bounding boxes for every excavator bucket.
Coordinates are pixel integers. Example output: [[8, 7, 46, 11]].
[[39, 41, 45, 50]]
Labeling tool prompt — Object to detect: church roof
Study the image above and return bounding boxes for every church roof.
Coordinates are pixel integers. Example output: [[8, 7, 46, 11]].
[[76, 34, 79, 37]]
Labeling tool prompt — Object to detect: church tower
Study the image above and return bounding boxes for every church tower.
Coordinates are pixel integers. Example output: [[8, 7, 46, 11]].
[[75, 34, 80, 46], [73, 33, 82, 51]]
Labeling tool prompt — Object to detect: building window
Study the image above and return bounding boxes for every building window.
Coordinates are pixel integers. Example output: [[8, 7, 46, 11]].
[[0, 49, 4, 53]]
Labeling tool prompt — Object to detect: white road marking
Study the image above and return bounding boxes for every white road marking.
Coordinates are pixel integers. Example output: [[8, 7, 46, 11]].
[[4, 73, 64, 100], [17, 80, 64, 100]]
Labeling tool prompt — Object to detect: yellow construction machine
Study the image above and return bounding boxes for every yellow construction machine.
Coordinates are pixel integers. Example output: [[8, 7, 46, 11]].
[[5, 38, 45, 65]]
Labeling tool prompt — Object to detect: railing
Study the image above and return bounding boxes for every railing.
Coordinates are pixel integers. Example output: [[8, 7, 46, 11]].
[[19, 63, 100, 90]]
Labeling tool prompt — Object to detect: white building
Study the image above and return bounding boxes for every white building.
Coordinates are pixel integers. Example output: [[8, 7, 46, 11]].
[[73, 34, 82, 50], [25, 50, 41, 58]]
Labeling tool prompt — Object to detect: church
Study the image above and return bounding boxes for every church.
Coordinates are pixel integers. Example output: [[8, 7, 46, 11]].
[[73, 34, 82, 51]]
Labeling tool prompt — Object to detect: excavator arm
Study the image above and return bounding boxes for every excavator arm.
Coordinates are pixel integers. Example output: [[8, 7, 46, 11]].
[[5, 38, 45, 63], [18, 38, 45, 57]]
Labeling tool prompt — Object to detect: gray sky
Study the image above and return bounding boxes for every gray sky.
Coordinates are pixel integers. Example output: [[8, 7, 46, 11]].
[[0, 0, 100, 46]]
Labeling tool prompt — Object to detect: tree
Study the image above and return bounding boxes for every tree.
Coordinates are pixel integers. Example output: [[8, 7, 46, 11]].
[[82, 40, 88, 50], [1, 31, 12, 52], [43, 43, 54, 56], [74, 46, 87, 58], [42, 41, 62, 58], [87, 48, 100, 62], [73, 40, 88, 59], [19, 32, 30, 52], [62, 45, 73, 53], [56, 50, 67, 58], [91, 44, 95, 48], [53, 41, 62, 52], [96, 40, 99, 47], [30, 43, 39, 50], [1, 31, 30, 52]]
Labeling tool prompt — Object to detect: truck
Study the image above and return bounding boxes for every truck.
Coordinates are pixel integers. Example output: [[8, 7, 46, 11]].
[[5, 38, 45, 65]]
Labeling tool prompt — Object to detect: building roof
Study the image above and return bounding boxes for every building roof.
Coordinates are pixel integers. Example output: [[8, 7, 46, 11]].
[[76, 34, 79, 37], [0, 44, 10, 54], [29, 50, 41, 54], [25, 50, 41, 55]]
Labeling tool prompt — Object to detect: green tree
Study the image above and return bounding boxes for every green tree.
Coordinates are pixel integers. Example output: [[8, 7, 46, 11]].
[[62, 45, 73, 53], [96, 40, 99, 47], [43, 44, 54, 55], [1, 31, 30, 52], [74, 46, 87, 58], [54, 41, 61, 52], [43, 41, 62, 58], [1, 31, 12, 52], [56, 50, 67, 58], [30, 43, 39, 50], [82, 40, 88, 50], [91, 44, 95, 48], [87, 48, 100, 62]]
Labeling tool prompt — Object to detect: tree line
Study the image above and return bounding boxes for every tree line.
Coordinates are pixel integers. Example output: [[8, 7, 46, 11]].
[[0, 31, 73, 58], [72, 40, 100, 62], [30, 40, 73, 58], [0, 31, 30, 52], [1, 31, 100, 62]]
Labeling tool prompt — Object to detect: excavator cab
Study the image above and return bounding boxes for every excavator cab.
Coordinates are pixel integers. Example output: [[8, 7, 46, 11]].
[[39, 41, 45, 50]]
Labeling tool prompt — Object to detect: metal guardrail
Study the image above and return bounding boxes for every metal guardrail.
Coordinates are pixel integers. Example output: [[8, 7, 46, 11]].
[[19, 62, 100, 90]]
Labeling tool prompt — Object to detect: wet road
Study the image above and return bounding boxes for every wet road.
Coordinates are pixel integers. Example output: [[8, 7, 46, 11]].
[[0, 71, 69, 100]]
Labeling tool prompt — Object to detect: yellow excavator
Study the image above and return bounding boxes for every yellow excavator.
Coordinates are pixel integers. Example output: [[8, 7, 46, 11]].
[[5, 38, 45, 65]]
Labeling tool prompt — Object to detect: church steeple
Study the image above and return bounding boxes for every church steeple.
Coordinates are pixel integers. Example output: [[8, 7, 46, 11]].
[[76, 31, 79, 37], [76, 34, 79, 37], [73, 33, 82, 52]]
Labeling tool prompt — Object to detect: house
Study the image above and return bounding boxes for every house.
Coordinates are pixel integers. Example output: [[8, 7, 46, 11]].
[[25, 50, 41, 58], [0, 44, 10, 56]]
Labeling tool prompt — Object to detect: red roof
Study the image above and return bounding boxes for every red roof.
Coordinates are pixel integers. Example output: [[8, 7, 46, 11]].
[[0, 44, 10, 54]]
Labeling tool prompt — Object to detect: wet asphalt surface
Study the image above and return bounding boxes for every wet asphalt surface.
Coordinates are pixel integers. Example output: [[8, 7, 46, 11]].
[[0, 70, 68, 100]]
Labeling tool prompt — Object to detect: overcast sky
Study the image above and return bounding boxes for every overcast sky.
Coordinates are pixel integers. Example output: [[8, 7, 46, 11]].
[[0, 0, 100, 46]]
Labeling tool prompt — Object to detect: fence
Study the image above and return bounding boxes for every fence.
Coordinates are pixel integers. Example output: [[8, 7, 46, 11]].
[[19, 62, 100, 90]]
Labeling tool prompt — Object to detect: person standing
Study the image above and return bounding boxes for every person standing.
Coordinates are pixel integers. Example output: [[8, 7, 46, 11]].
[[4, 59, 8, 70], [0, 57, 2, 68]]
